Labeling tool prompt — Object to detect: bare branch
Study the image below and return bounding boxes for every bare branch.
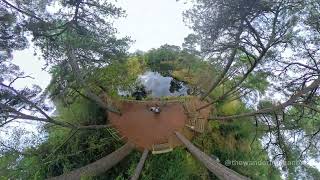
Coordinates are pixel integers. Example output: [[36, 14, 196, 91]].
[[200, 24, 244, 101], [1, 0, 44, 22], [66, 47, 122, 115], [209, 76, 320, 120], [8, 75, 34, 86]]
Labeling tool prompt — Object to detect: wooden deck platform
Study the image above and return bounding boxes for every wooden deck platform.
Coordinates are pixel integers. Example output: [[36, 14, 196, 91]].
[[108, 97, 211, 151]]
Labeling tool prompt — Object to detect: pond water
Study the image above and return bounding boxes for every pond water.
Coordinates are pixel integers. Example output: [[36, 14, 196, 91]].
[[128, 71, 189, 99]]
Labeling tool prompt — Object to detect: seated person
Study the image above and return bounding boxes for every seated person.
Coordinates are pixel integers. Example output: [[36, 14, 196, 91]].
[[150, 106, 161, 113]]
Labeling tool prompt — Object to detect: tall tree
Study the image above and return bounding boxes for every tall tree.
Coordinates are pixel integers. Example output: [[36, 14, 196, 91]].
[[185, 0, 303, 100], [185, 0, 320, 176], [48, 142, 134, 180], [130, 149, 149, 180], [175, 131, 249, 180], [0, 0, 130, 129], [1, 1, 134, 178]]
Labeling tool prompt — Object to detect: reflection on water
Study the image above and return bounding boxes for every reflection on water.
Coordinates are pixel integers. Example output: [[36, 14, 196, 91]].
[[136, 71, 189, 98], [131, 86, 147, 100]]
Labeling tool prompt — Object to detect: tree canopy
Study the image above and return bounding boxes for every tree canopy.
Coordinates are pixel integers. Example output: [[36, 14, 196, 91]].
[[1, 0, 320, 179]]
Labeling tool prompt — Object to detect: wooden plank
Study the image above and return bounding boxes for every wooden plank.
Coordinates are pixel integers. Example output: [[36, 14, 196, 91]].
[[175, 132, 249, 180], [130, 149, 149, 180], [152, 143, 173, 154]]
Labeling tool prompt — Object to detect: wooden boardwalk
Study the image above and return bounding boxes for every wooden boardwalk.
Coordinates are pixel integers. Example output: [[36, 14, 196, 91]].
[[108, 97, 211, 152]]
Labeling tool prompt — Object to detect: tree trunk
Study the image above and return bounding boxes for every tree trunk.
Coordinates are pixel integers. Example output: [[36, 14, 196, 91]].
[[130, 149, 149, 180], [66, 47, 121, 115], [200, 24, 244, 101], [175, 132, 249, 180], [209, 76, 320, 121], [48, 142, 134, 180]]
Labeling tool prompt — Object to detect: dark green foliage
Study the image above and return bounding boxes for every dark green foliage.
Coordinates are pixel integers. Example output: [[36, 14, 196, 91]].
[[299, 165, 320, 179], [42, 129, 122, 179], [86, 148, 206, 180], [56, 97, 106, 126], [2, 0, 320, 179], [0, 6, 28, 61], [193, 120, 282, 180], [145, 44, 181, 75], [99, 150, 141, 180], [240, 71, 270, 94], [0, 95, 123, 179], [139, 148, 207, 180]]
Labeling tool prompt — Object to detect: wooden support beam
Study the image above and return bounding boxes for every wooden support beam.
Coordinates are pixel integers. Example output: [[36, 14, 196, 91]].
[[175, 131, 249, 180], [48, 142, 134, 180], [130, 149, 149, 180]]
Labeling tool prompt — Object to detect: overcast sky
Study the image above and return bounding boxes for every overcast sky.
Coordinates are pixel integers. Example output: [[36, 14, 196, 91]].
[[11, 0, 191, 89], [6, 0, 320, 172], [5, 0, 192, 149], [115, 0, 191, 52]]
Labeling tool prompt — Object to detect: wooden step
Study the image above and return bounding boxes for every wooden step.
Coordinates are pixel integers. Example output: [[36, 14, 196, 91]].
[[152, 143, 173, 154]]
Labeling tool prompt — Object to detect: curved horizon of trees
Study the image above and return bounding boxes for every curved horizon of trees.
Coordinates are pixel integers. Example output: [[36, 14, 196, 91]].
[[183, 0, 320, 178], [1, 0, 320, 179]]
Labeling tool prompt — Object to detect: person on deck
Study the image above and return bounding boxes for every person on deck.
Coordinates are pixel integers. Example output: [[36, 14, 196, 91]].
[[150, 106, 161, 114]]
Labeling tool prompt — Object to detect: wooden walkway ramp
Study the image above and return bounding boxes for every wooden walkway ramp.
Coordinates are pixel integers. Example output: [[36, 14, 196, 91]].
[[185, 113, 207, 133], [183, 97, 211, 133]]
